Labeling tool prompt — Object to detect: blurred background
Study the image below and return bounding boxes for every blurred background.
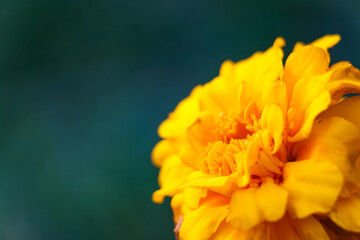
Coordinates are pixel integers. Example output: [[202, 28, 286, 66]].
[[0, 0, 359, 239]]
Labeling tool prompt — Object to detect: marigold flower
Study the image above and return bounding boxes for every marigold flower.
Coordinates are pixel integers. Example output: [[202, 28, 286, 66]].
[[152, 35, 360, 240]]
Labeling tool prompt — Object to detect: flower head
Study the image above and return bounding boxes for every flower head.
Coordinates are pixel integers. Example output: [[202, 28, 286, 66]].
[[152, 35, 360, 240]]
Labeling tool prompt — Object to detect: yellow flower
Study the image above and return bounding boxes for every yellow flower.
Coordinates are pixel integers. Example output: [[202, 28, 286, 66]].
[[152, 35, 360, 240]]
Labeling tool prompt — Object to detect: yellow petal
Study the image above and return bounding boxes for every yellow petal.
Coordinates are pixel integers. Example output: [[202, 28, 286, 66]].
[[210, 222, 266, 240], [256, 181, 288, 222], [311, 34, 341, 62], [261, 80, 288, 116], [219, 60, 235, 80], [326, 62, 360, 100], [268, 214, 330, 240], [213, 215, 329, 240], [171, 193, 185, 223], [290, 35, 339, 70], [182, 171, 208, 209], [180, 171, 235, 197], [158, 87, 200, 138], [260, 104, 284, 153], [310, 34, 341, 50], [186, 111, 217, 151], [151, 139, 180, 167], [294, 116, 360, 193], [282, 158, 343, 218], [184, 187, 207, 209], [227, 187, 261, 231], [288, 74, 331, 142], [227, 182, 287, 231], [318, 95, 360, 129], [180, 146, 202, 170], [235, 38, 284, 112], [329, 193, 360, 232], [210, 222, 246, 240], [200, 75, 238, 114], [180, 193, 229, 240], [284, 45, 329, 100], [289, 92, 331, 142], [152, 155, 193, 203]]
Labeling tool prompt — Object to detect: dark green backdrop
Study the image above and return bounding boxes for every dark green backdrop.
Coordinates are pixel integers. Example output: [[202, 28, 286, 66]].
[[1, 0, 359, 239]]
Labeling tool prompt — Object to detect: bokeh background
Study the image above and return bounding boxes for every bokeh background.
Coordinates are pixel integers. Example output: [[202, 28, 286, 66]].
[[0, 0, 359, 239]]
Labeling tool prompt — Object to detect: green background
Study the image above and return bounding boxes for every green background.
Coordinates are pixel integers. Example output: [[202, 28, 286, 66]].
[[0, 0, 359, 239]]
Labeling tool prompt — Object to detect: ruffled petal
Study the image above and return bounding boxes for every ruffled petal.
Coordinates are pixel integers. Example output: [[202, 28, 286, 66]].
[[181, 172, 235, 197], [179, 193, 230, 240], [257, 181, 288, 222], [151, 139, 181, 167], [318, 95, 360, 129], [182, 171, 208, 209], [212, 215, 329, 240], [183, 187, 207, 209], [152, 155, 193, 203], [282, 158, 343, 218], [294, 116, 360, 194], [227, 181, 287, 231], [268, 215, 330, 240], [284, 45, 329, 100], [235, 37, 285, 112], [227, 187, 262, 231], [288, 75, 331, 142], [329, 193, 360, 232], [210, 222, 265, 240], [326, 62, 360, 101], [158, 87, 200, 138]]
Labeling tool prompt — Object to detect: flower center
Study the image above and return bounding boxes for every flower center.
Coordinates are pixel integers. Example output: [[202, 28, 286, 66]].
[[201, 139, 247, 176], [210, 113, 249, 143], [199, 110, 287, 184]]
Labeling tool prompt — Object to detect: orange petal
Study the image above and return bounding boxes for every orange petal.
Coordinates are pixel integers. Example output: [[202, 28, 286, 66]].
[[288, 74, 331, 142], [282, 158, 343, 218], [284, 45, 329, 100], [310, 34, 341, 62], [212, 215, 329, 240], [227, 182, 287, 231], [180, 171, 235, 197], [179, 193, 230, 240], [260, 104, 284, 153], [326, 62, 360, 100], [235, 37, 285, 112], [268, 214, 330, 240], [329, 193, 360, 232], [294, 116, 360, 194], [318, 95, 360, 129]]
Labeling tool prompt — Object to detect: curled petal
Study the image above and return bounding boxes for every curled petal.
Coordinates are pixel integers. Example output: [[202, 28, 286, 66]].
[[260, 104, 284, 153], [284, 45, 329, 99]]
